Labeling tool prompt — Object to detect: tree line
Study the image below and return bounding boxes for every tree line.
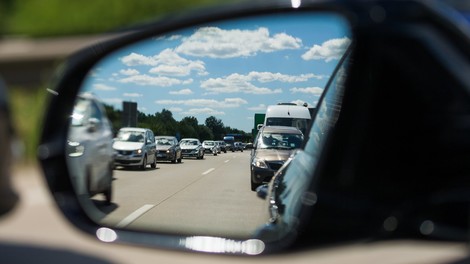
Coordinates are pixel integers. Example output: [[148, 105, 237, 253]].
[[104, 104, 251, 142]]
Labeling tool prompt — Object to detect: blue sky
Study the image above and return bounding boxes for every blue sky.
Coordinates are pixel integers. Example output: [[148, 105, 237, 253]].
[[82, 12, 351, 132]]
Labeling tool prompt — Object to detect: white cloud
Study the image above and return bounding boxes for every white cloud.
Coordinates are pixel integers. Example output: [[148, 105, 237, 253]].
[[118, 74, 183, 87], [182, 108, 225, 116], [302, 37, 351, 62], [169, 89, 193, 95], [290, 87, 324, 95], [120, 69, 140, 76], [155, 98, 248, 108], [200, 71, 323, 95], [168, 35, 183, 41], [168, 107, 183, 112], [247, 104, 267, 111], [123, 93, 143, 97], [246, 71, 325, 83], [175, 27, 302, 59], [120, 53, 155, 66], [93, 83, 116, 91], [120, 49, 207, 77], [182, 79, 194, 85], [201, 77, 282, 94], [291, 99, 313, 107], [102, 98, 122, 105]]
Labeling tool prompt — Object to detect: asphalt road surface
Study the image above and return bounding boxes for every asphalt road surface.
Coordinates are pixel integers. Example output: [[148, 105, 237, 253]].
[[91, 150, 267, 239]]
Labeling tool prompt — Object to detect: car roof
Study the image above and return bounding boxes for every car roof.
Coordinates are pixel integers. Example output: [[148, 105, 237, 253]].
[[119, 127, 149, 132], [155, 136, 176, 139], [261, 125, 303, 134], [180, 138, 199, 141]]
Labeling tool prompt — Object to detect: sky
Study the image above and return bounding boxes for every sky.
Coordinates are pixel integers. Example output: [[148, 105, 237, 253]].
[[81, 12, 351, 132]]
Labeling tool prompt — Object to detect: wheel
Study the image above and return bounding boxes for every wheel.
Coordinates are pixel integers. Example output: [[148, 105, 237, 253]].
[[140, 156, 147, 170], [177, 152, 182, 163], [213, 152, 217, 156], [171, 153, 177, 163], [150, 155, 157, 168]]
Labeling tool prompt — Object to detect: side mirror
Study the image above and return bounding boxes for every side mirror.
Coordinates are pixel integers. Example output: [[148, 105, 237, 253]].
[[37, 1, 353, 256]]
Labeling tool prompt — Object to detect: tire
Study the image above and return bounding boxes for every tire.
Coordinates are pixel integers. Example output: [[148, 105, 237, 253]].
[[150, 155, 157, 168], [177, 157, 182, 163], [104, 165, 113, 205], [140, 156, 147, 170], [171, 153, 177, 163], [251, 181, 259, 191]]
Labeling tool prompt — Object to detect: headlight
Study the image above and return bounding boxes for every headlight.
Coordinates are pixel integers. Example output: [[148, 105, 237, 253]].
[[68, 141, 85, 157], [252, 157, 268, 169], [134, 149, 142, 155], [166, 149, 171, 154]]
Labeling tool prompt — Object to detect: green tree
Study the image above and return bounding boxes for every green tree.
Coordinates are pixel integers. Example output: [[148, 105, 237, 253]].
[[178, 116, 199, 138], [198, 125, 213, 141], [205, 116, 224, 140], [154, 109, 177, 136]]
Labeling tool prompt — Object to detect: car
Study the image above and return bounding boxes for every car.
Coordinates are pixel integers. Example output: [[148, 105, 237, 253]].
[[26, 0, 470, 262], [202, 140, 219, 155], [250, 126, 303, 191], [113, 127, 157, 170], [179, 138, 204, 159], [233, 142, 244, 152], [66, 93, 114, 204], [216, 140, 227, 153], [155, 136, 182, 163]]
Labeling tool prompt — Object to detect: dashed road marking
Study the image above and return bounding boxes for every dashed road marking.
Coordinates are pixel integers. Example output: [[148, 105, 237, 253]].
[[202, 168, 215, 175], [116, 204, 155, 228]]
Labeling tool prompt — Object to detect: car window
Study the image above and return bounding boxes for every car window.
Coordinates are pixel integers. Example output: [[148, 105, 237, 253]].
[[116, 131, 145, 142], [259, 132, 303, 149], [70, 98, 90, 126]]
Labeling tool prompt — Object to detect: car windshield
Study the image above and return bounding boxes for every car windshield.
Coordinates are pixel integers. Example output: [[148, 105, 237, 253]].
[[205, 142, 214, 146], [181, 140, 198, 146], [156, 138, 173, 145], [259, 132, 303, 149], [116, 131, 145, 143]]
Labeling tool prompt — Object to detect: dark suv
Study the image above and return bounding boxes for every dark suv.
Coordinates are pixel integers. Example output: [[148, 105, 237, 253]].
[[250, 126, 303, 191]]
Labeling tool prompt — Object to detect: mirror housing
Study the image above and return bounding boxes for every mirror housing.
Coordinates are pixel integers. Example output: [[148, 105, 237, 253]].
[[37, 0, 470, 256]]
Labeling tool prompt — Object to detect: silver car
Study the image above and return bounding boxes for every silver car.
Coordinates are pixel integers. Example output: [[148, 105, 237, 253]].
[[67, 93, 114, 204], [113, 127, 157, 170]]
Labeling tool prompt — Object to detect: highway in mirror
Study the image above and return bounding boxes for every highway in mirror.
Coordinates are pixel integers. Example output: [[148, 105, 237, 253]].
[[93, 151, 265, 238]]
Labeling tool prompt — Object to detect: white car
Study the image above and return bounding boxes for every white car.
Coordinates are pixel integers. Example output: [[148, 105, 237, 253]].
[[66, 93, 114, 204]]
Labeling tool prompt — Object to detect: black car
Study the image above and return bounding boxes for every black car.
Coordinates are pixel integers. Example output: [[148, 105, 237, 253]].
[[155, 136, 182, 163], [250, 126, 303, 191]]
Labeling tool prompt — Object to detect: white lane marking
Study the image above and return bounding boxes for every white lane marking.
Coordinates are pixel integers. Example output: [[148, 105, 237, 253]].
[[116, 204, 155, 228], [224, 160, 230, 163], [202, 168, 215, 175]]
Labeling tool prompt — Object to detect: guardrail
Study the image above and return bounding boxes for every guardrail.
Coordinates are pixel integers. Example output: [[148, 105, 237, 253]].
[[0, 34, 119, 88]]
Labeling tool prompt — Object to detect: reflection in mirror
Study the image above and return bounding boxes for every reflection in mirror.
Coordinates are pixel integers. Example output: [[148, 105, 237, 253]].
[[66, 12, 351, 240]]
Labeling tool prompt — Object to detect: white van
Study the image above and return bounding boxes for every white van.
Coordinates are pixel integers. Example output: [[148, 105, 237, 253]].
[[263, 103, 311, 134]]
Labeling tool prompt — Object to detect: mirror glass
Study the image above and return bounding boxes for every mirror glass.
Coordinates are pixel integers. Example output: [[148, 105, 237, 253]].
[[66, 11, 351, 239]]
